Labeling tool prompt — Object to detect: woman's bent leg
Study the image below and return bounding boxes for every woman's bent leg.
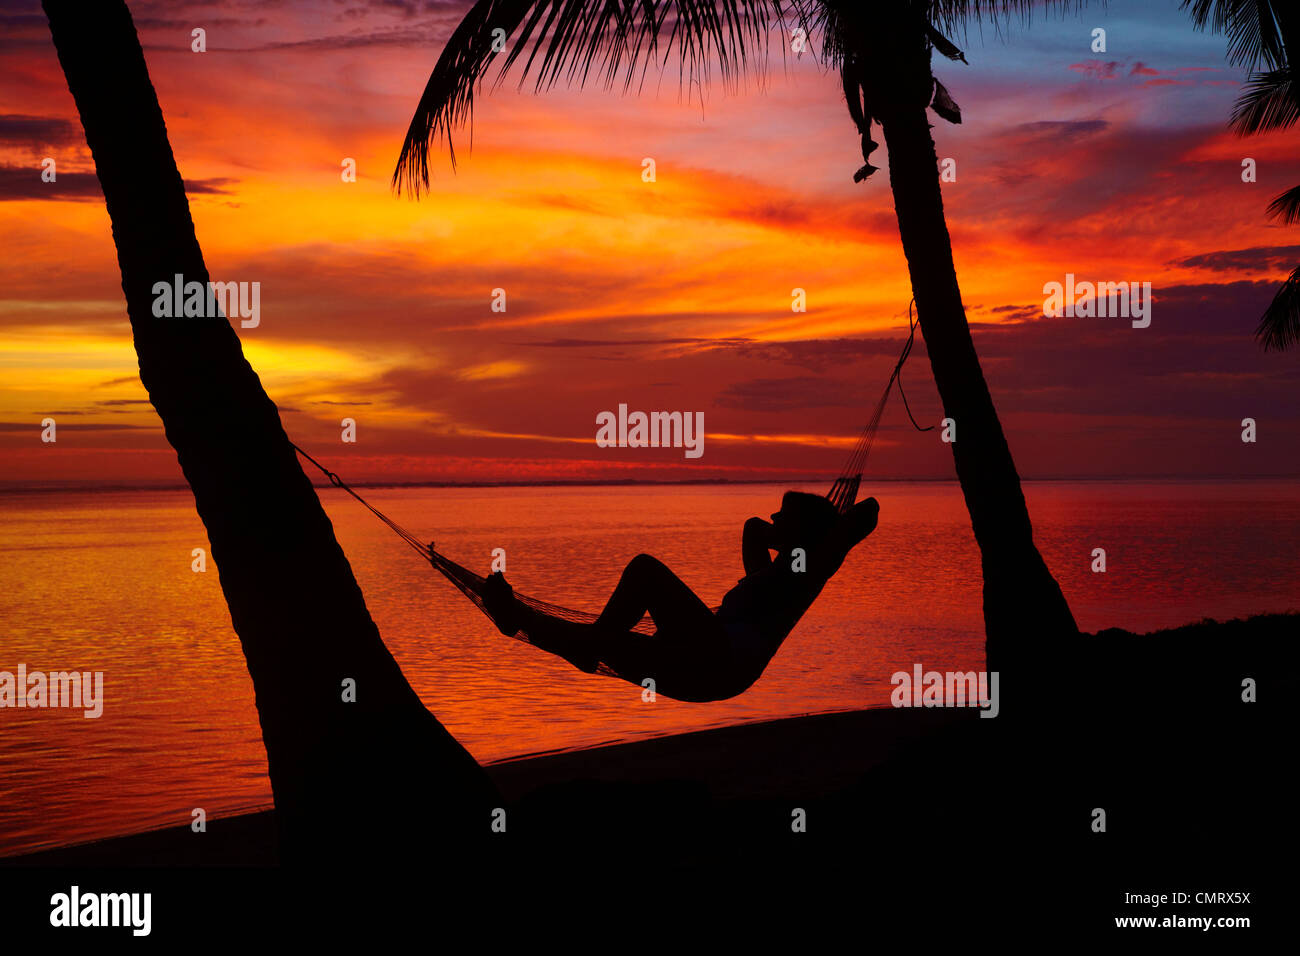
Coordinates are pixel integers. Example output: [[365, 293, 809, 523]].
[[593, 555, 730, 697], [491, 555, 732, 694], [595, 553, 712, 634]]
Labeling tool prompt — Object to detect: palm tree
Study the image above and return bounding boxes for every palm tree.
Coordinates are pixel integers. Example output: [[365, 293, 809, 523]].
[[1184, 0, 1300, 350], [395, 0, 1080, 695], [43, 0, 495, 862]]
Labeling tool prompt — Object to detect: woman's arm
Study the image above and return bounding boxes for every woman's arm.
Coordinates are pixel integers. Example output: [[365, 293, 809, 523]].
[[742, 516, 776, 576]]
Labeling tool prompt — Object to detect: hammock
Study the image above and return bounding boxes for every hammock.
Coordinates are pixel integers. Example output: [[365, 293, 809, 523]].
[[291, 311, 929, 682]]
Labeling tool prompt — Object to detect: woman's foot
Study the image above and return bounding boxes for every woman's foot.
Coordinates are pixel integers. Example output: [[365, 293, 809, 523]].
[[482, 572, 601, 673], [481, 571, 523, 636]]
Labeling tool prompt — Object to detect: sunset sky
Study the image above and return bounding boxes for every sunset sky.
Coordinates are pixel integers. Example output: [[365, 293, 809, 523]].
[[1, 0, 1298, 486]]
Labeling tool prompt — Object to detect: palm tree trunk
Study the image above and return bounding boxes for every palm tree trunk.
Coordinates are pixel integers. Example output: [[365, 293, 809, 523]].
[[877, 70, 1078, 690], [43, 0, 494, 860]]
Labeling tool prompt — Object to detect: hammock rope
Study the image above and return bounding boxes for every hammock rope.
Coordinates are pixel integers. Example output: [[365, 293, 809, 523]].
[[290, 443, 429, 557], [828, 303, 930, 511], [290, 310, 931, 676]]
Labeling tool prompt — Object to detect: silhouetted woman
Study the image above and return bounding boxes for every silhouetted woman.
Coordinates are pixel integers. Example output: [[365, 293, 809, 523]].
[[481, 491, 880, 702]]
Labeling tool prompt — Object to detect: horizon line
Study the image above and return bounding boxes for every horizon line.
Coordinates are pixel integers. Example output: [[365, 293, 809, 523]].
[[2, 474, 1298, 496]]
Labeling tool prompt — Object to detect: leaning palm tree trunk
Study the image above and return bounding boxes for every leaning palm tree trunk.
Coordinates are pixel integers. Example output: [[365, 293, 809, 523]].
[[860, 12, 1080, 686], [43, 0, 494, 860], [881, 106, 1078, 672]]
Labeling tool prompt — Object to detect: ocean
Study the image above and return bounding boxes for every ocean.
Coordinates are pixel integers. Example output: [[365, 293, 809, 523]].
[[1, 479, 1296, 856]]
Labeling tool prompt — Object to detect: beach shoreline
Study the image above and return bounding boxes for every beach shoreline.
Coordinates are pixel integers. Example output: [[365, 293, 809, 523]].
[[3, 706, 965, 866]]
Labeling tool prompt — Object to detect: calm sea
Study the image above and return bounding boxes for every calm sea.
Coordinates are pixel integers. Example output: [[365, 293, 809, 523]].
[[1, 479, 1297, 856]]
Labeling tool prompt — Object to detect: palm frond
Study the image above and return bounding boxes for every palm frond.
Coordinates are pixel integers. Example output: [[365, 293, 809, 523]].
[[1266, 182, 1300, 224], [1256, 263, 1300, 350], [394, 0, 808, 196], [931, 78, 961, 123], [395, 0, 1100, 195], [1181, 0, 1288, 71], [927, 22, 967, 62], [926, 0, 1092, 38], [1228, 67, 1298, 134]]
